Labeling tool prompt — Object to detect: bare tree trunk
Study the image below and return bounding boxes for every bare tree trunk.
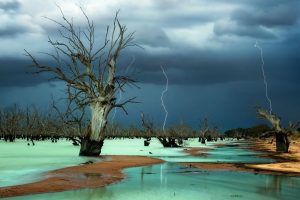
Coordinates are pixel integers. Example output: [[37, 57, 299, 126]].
[[79, 138, 104, 156], [79, 103, 111, 156], [157, 137, 180, 147], [90, 103, 111, 141], [198, 137, 206, 144], [275, 132, 289, 153]]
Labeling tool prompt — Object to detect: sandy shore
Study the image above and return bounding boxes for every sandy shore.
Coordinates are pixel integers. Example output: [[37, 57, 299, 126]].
[[245, 139, 300, 174], [182, 138, 300, 175], [0, 155, 164, 198]]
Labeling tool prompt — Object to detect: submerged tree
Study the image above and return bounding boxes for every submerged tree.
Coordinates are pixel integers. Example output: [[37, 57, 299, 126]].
[[256, 107, 299, 153], [0, 105, 23, 142], [198, 118, 209, 144], [140, 112, 181, 147], [26, 8, 137, 156]]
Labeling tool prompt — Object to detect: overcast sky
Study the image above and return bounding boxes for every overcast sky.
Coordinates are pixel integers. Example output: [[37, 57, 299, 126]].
[[0, 0, 300, 131]]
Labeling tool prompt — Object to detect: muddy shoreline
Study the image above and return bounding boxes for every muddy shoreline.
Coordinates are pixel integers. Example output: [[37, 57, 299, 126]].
[[182, 147, 212, 157], [0, 156, 164, 198], [243, 139, 300, 174], [181, 139, 300, 176]]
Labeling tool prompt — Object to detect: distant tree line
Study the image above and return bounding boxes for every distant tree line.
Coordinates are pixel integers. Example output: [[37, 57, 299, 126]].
[[0, 105, 82, 145], [224, 124, 271, 139], [0, 105, 223, 147]]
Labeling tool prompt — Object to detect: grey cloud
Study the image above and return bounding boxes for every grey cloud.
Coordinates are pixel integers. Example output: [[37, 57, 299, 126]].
[[2, 40, 300, 88], [135, 26, 170, 47], [211, 0, 300, 39], [0, 0, 20, 11], [0, 58, 50, 87], [137, 58, 259, 85], [160, 14, 214, 28], [0, 24, 28, 37], [213, 21, 275, 39], [231, 5, 299, 28], [121, 50, 261, 85], [1, 0, 300, 89]]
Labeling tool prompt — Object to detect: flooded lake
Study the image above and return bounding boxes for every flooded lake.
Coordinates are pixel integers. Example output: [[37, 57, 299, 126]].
[[1, 139, 300, 200]]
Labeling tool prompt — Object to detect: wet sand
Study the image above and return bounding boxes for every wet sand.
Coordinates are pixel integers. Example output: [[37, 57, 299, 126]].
[[180, 162, 300, 176], [181, 163, 250, 172], [182, 147, 212, 156], [245, 139, 300, 174], [182, 138, 300, 175], [0, 156, 164, 198]]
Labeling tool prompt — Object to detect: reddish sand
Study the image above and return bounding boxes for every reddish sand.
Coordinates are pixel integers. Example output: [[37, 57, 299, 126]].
[[213, 143, 227, 148], [183, 147, 212, 156], [0, 156, 164, 198]]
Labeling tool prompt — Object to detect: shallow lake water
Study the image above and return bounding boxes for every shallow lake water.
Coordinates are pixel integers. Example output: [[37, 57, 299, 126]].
[[0, 140, 101, 187], [0, 138, 236, 187], [156, 145, 273, 163], [1, 138, 300, 199], [5, 163, 300, 200]]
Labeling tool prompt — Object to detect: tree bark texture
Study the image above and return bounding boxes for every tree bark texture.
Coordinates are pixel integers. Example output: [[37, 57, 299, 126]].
[[275, 132, 289, 153], [79, 138, 104, 156]]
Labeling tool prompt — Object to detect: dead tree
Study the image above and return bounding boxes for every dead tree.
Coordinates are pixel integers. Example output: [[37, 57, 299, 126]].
[[141, 112, 180, 147], [207, 126, 219, 142], [169, 122, 194, 145], [140, 112, 154, 146], [23, 106, 41, 145], [0, 105, 23, 142], [52, 98, 87, 146], [257, 107, 299, 153], [198, 118, 209, 144], [26, 8, 137, 156]]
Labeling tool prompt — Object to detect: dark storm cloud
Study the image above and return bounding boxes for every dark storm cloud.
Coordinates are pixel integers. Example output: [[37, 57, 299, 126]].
[[2, 40, 300, 88], [121, 45, 300, 86], [231, 5, 299, 28], [0, 0, 20, 11], [0, 0, 299, 129], [212, 0, 300, 39], [0, 24, 28, 38], [1, 0, 300, 88], [159, 14, 214, 28], [0, 58, 49, 87], [0, 0, 34, 38], [212, 0, 298, 7], [213, 22, 276, 39]]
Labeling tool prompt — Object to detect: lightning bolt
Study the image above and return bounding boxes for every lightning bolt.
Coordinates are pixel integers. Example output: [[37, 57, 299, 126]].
[[160, 65, 168, 131], [254, 41, 273, 114]]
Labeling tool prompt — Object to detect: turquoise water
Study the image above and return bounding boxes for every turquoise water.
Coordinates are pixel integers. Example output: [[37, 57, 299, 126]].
[[0, 140, 101, 187], [157, 146, 273, 163], [0, 141, 300, 200], [0, 138, 254, 187], [5, 163, 300, 200], [2, 140, 300, 200]]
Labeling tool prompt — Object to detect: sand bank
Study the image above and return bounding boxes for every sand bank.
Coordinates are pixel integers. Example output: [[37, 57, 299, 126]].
[[245, 139, 300, 174], [182, 147, 212, 157], [181, 139, 300, 175], [0, 156, 164, 198]]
